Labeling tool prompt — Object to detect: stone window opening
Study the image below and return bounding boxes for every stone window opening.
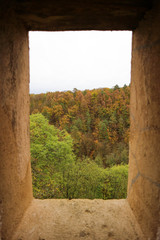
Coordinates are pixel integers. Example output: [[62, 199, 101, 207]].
[[0, 1, 159, 239]]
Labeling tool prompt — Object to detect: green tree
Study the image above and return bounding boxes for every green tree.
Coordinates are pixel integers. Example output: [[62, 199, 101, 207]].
[[103, 165, 128, 199], [30, 113, 75, 198], [65, 158, 106, 199]]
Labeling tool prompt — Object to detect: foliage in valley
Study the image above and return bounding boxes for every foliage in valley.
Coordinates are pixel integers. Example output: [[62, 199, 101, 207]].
[[30, 85, 130, 199]]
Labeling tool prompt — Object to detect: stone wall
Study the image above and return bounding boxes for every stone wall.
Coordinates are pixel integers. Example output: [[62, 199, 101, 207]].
[[0, 1, 159, 239], [8, 0, 152, 31], [128, 1, 160, 239], [0, 13, 33, 240]]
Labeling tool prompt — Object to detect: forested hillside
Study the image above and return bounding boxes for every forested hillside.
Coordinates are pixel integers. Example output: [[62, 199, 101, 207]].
[[30, 85, 130, 199]]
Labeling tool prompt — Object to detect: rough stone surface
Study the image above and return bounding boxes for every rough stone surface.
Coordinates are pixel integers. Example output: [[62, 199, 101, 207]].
[[128, 1, 160, 239], [0, 0, 160, 239], [1, 0, 152, 31], [0, 14, 33, 240], [13, 199, 145, 240]]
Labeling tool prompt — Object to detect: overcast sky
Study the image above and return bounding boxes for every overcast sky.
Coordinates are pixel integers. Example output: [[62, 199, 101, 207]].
[[29, 31, 132, 94]]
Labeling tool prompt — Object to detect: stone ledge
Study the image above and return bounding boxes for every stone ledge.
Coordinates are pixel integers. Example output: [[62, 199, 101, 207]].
[[13, 199, 145, 240]]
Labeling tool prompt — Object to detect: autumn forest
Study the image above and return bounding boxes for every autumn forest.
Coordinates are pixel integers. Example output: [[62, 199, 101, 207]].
[[30, 85, 130, 199]]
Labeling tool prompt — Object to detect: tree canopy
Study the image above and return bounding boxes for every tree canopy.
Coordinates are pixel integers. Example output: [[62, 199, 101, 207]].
[[30, 85, 130, 199]]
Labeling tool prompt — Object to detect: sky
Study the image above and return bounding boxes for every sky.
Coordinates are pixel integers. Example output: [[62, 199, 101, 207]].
[[29, 31, 132, 94]]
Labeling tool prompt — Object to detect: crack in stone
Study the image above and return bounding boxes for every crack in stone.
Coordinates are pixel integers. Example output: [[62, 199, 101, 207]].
[[129, 112, 160, 193], [129, 149, 160, 193], [140, 173, 160, 188], [128, 172, 140, 195]]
